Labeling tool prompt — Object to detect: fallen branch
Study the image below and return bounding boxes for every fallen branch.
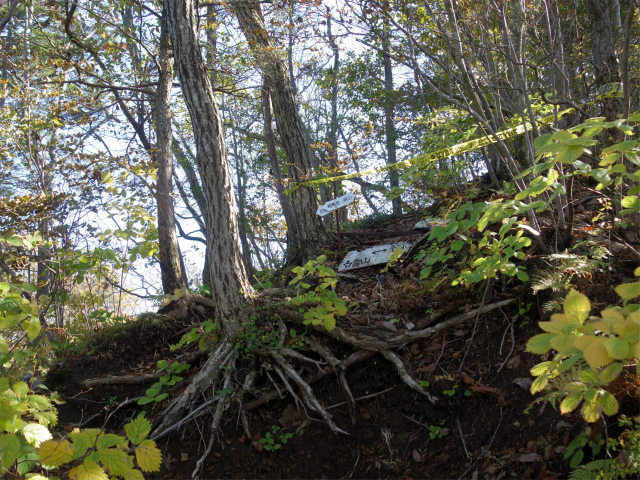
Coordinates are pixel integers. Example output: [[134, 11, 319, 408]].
[[81, 350, 207, 388]]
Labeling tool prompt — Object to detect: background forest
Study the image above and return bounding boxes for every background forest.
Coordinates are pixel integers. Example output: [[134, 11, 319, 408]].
[[0, 0, 639, 478]]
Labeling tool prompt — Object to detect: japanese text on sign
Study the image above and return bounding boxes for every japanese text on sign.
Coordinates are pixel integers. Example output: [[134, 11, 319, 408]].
[[316, 193, 356, 216], [338, 242, 412, 272]]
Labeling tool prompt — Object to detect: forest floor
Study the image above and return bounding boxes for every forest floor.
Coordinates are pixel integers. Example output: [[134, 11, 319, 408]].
[[46, 200, 640, 479]]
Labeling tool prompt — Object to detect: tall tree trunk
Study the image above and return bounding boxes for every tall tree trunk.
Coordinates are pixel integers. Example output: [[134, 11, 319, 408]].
[[262, 82, 297, 245], [165, 0, 253, 323], [155, 7, 187, 298], [587, 0, 623, 121], [230, 0, 330, 266], [382, 24, 402, 215]]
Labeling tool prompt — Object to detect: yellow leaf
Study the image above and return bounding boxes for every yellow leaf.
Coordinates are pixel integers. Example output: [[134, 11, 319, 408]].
[[563, 289, 591, 323], [38, 439, 75, 467], [615, 281, 640, 301], [582, 337, 614, 368], [134, 440, 161, 473], [590, 321, 611, 335], [581, 399, 601, 422], [600, 308, 625, 324], [68, 460, 109, 480]]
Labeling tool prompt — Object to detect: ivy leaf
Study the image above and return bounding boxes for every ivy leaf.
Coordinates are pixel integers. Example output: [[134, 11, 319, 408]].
[[38, 440, 75, 467], [0, 433, 21, 468], [21, 423, 52, 447], [599, 391, 619, 417], [525, 333, 555, 354], [134, 439, 162, 472], [560, 392, 583, 414], [563, 290, 590, 323], [124, 418, 151, 444], [69, 460, 109, 480]]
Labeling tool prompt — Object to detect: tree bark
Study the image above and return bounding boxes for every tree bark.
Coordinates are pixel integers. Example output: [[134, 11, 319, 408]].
[[165, 0, 253, 323], [382, 24, 402, 215], [155, 8, 187, 298], [230, 0, 330, 265], [587, 0, 623, 121]]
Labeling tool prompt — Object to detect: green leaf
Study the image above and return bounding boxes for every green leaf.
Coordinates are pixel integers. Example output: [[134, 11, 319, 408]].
[[563, 290, 590, 323], [96, 433, 126, 450], [581, 399, 600, 423], [556, 145, 584, 164], [530, 374, 548, 394], [97, 448, 133, 476], [69, 460, 109, 480], [603, 337, 630, 360], [525, 333, 555, 354], [0, 433, 21, 468], [598, 391, 618, 417], [570, 449, 584, 468], [450, 240, 464, 251], [550, 334, 578, 355], [68, 431, 91, 458], [564, 382, 587, 393], [578, 369, 599, 385], [122, 468, 145, 480], [615, 281, 640, 301], [0, 399, 20, 421], [25, 315, 40, 342], [124, 415, 151, 445], [530, 361, 551, 376], [560, 392, 583, 414]]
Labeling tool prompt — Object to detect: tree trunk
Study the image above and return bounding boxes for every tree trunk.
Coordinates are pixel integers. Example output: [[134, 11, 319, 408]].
[[383, 22, 402, 215], [230, 0, 330, 266], [155, 9, 188, 299], [587, 0, 623, 121], [165, 0, 253, 323]]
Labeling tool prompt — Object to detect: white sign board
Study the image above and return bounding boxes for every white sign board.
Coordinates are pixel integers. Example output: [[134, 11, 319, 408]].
[[413, 217, 449, 230], [338, 242, 412, 271], [316, 193, 356, 216]]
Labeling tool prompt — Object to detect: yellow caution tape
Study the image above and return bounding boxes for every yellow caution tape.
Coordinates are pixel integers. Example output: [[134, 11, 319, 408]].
[[285, 106, 577, 194]]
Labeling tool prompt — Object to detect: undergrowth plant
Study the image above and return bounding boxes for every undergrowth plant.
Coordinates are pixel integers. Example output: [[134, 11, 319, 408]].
[[138, 360, 190, 406], [288, 255, 346, 331], [526, 268, 640, 422], [258, 425, 294, 452], [0, 232, 162, 478]]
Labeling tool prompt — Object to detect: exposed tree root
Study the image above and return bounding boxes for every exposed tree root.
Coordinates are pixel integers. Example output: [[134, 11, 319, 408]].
[[148, 296, 518, 474]]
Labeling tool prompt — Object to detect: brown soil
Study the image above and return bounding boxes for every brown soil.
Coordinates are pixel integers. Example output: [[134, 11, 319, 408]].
[[46, 211, 640, 479]]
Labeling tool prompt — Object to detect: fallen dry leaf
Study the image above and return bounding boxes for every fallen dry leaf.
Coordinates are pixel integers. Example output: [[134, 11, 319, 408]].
[[514, 378, 533, 389], [252, 440, 263, 452], [412, 449, 423, 462], [506, 355, 521, 369], [518, 452, 542, 462], [525, 440, 537, 452], [410, 343, 421, 356], [418, 363, 437, 373], [544, 445, 555, 460], [381, 321, 398, 332]]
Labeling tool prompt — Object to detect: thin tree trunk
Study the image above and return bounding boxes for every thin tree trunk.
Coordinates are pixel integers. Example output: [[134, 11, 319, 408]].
[[230, 0, 330, 265], [155, 7, 187, 298], [382, 20, 402, 215]]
